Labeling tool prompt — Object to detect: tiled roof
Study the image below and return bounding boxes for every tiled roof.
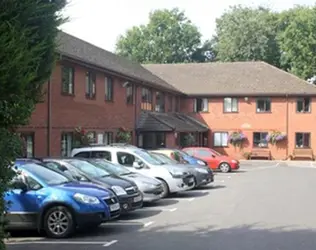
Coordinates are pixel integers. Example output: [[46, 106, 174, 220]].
[[144, 61, 316, 96], [137, 111, 208, 132], [56, 32, 179, 93]]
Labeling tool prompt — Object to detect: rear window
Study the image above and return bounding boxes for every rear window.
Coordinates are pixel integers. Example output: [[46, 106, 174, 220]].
[[91, 151, 111, 160], [73, 151, 90, 158]]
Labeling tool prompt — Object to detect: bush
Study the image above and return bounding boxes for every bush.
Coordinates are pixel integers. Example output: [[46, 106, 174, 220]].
[[0, 1, 66, 248]]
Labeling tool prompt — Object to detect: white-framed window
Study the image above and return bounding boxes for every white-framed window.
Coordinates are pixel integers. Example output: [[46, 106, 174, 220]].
[[194, 98, 208, 112], [224, 98, 238, 112], [61, 132, 73, 157], [103, 132, 113, 145], [213, 132, 228, 147]]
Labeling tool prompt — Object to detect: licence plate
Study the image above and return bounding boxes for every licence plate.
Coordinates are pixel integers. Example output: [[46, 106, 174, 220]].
[[133, 195, 142, 203], [110, 203, 120, 211]]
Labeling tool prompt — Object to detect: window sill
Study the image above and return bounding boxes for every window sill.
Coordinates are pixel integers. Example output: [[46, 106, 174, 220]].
[[253, 146, 269, 149], [296, 111, 311, 114], [105, 99, 114, 103], [223, 111, 239, 114], [194, 111, 209, 113], [295, 147, 311, 149], [61, 92, 75, 97], [256, 111, 272, 114], [86, 95, 96, 100]]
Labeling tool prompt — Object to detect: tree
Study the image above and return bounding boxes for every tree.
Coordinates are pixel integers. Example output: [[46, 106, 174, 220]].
[[0, 1, 66, 248], [116, 8, 207, 63], [277, 6, 316, 79], [213, 5, 281, 67]]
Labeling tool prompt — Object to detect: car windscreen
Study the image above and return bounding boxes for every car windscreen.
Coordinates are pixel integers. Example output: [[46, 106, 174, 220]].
[[22, 163, 71, 185], [89, 159, 132, 176], [150, 153, 177, 165], [66, 160, 111, 178], [133, 149, 164, 165]]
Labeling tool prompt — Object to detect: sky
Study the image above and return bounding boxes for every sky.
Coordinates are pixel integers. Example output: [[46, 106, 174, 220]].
[[61, 0, 315, 52]]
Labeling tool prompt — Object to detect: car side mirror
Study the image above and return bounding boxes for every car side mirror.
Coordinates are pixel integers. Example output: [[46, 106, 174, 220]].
[[133, 161, 143, 169], [12, 180, 28, 192], [212, 154, 216, 158]]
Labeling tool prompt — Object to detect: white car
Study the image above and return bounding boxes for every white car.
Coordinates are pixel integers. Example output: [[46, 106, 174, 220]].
[[71, 145, 195, 197]]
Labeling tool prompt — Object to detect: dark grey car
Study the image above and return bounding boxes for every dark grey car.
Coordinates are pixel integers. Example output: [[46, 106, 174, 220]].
[[150, 152, 214, 188]]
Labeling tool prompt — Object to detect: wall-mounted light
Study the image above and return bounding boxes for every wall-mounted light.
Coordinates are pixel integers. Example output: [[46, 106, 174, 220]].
[[244, 97, 249, 102], [122, 81, 130, 88], [174, 132, 178, 138]]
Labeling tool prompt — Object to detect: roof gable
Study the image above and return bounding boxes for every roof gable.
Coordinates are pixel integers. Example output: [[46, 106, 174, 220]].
[[144, 61, 316, 96]]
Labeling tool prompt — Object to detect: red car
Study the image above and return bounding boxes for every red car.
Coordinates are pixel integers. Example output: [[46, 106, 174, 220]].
[[182, 147, 240, 173]]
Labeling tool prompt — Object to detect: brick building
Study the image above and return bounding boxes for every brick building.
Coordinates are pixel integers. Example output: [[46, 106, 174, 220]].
[[20, 32, 316, 160], [145, 62, 316, 160]]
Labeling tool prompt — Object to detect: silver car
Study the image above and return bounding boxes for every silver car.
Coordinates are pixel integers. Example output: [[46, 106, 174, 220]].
[[88, 158, 163, 203], [150, 152, 214, 188]]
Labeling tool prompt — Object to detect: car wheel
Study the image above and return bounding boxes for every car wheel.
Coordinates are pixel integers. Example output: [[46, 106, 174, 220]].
[[43, 206, 75, 238], [158, 179, 170, 198], [219, 162, 231, 173]]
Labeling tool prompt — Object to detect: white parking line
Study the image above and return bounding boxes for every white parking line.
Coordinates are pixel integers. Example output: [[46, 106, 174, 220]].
[[143, 221, 155, 227], [186, 198, 195, 202], [161, 207, 177, 212], [6, 240, 118, 247], [103, 240, 118, 247]]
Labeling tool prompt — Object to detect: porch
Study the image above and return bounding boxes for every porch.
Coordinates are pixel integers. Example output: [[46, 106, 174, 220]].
[[136, 111, 209, 149]]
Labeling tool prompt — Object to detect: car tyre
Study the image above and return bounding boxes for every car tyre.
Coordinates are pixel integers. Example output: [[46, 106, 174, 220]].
[[43, 206, 75, 238], [219, 162, 231, 173], [158, 179, 170, 198]]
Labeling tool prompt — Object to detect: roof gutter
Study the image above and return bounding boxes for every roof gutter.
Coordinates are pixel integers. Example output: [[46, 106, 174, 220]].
[[187, 93, 316, 97]]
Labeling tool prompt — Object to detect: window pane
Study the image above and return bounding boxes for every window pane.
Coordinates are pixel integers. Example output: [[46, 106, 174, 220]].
[[85, 73, 90, 94], [224, 98, 231, 112], [221, 133, 228, 146], [253, 132, 268, 147], [304, 98, 311, 112], [265, 100, 271, 111], [303, 134, 310, 147], [232, 98, 238, 112], [202, 98, 208, 111], [214, 133, 221, 146]]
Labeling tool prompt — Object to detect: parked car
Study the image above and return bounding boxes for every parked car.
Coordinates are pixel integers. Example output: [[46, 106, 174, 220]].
[[7, 161, 120, 238], [149, 152, 214, 187], [151, 148, 208, 166], [39, 158, 143, 214], [182, 147, 240, 173], [85, 158, 163, 203], [71, 146, 195, 198]]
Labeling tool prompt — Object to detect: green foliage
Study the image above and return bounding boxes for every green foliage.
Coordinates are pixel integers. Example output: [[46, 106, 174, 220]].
[[0, 0, 66, 248], [115, 127, 132, 143], [214, 5, 281, 67], [116, 8, 213, 63], [277, 6, 316, 79]]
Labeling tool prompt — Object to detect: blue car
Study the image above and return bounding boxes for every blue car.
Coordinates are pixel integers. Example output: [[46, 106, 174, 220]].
[[156, 149, 208, 166], [6, 161, 121, 238]]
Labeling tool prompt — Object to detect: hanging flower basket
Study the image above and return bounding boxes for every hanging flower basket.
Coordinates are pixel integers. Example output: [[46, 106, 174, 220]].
[[228, 130, 247, 147], [73, 126, 95, 146], [266, 131, 286, 145], [115, 127, 131, 143]]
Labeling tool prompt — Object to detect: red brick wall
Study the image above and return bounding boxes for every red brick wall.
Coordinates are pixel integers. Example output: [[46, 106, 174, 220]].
[[181, 97, 316, 160], [22, 60, 179, 157]]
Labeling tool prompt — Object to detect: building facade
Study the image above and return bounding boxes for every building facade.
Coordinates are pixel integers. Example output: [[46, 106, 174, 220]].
[[20, 32, 316, 160]]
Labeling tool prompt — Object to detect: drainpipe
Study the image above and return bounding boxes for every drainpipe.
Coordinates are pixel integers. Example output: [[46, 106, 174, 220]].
[[134, 84, 138, 146], [286, 94, 289, 158], [47, 77, 52, 156]]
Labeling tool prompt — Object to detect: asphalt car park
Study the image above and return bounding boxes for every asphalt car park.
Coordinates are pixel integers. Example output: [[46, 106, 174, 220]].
[[7, 160, 316, 250]]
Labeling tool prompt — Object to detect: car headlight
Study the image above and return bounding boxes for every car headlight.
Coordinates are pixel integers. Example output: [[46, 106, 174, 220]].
[[73, 193, 100, 204], [197, 160, 206, 166], [142, 182, 157, 189], [196, 168, 208, 174], [111, 185, 127, 195], [169, 170, 185, 178], [231, 160, 237, 163]]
